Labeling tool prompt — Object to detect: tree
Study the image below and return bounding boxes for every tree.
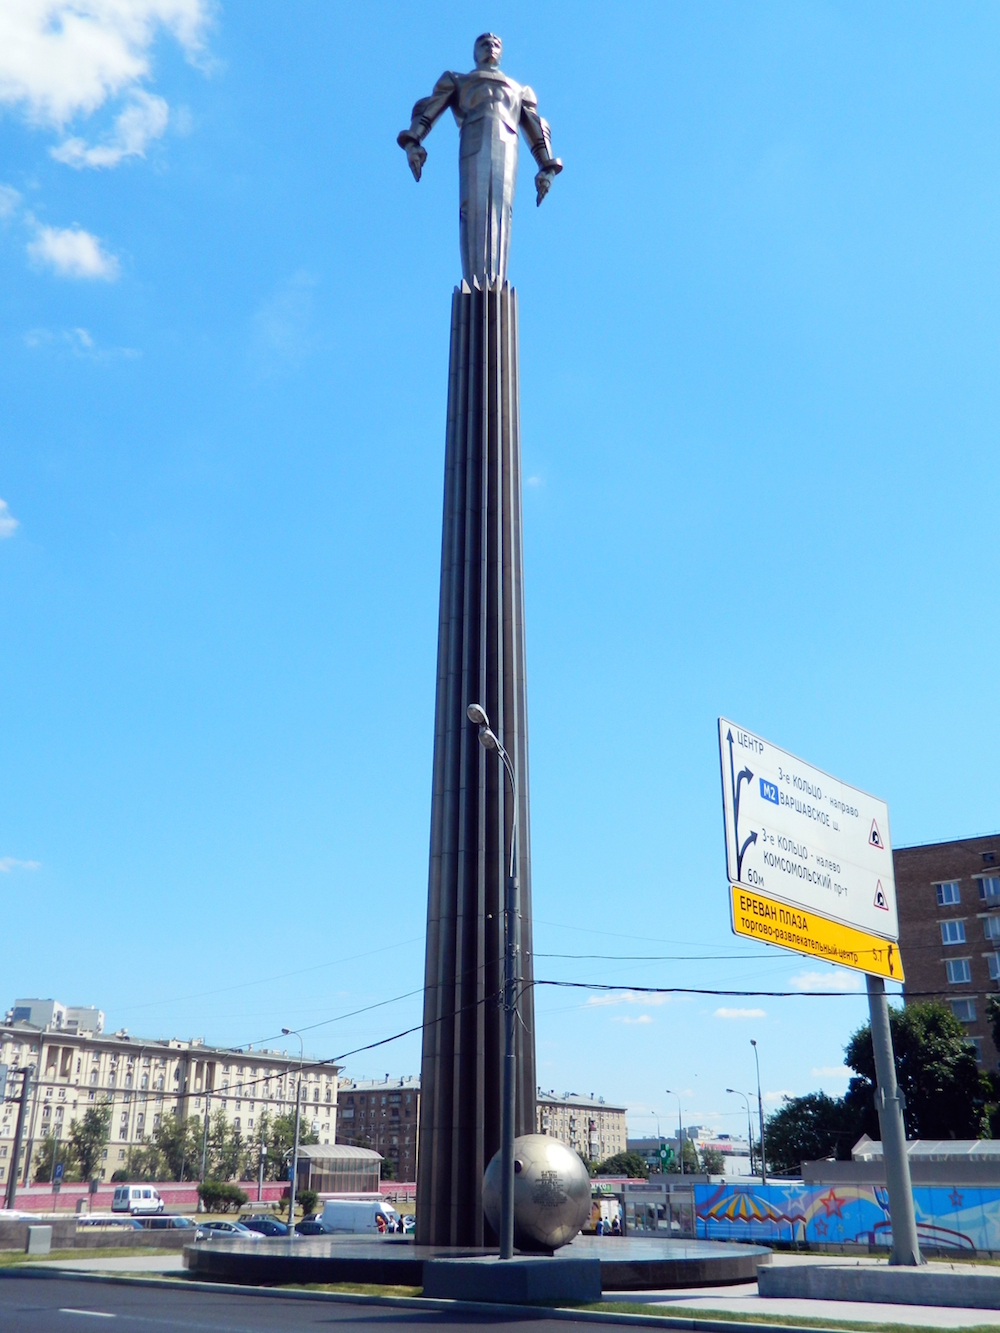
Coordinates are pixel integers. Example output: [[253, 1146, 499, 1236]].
[[593, 1150, 648, 1179], [262, 1111, 318, 1181], [152, 1113, 203, 1181], [68, 1101, 112, 1182], [844, 1000, 990, 1140], [764, 1092, 863, 1174], [664, 1137, 700, 1174], [381, 1154, 396, 1181], [34, 1133, 79, 1184], [699, 1147, 727, 1176]]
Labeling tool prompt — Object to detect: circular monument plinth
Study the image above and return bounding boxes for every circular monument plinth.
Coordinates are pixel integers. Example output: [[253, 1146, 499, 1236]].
[[183, 1234, 770, 1292]]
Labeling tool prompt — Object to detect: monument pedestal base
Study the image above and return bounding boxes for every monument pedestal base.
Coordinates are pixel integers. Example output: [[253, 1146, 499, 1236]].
[[422, 1254, 601, 1304]]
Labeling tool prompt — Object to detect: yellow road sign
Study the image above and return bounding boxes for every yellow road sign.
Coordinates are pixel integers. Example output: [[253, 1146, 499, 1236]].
[[729, 885, 904, 981]]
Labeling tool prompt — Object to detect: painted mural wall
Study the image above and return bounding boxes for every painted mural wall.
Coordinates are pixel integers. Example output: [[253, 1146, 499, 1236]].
[[694, 1182, 1000, 1252]]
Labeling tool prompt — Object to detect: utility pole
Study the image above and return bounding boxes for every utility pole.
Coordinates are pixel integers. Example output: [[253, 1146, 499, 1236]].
[[4, 1066, 33, 1209], [866, 977, 921, 1265], [258, 1141, 267, 1203], [199, 1092, 210, 1195]]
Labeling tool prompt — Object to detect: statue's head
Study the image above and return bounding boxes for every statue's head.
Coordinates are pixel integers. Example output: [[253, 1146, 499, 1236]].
[[473, 33, 502, 68]]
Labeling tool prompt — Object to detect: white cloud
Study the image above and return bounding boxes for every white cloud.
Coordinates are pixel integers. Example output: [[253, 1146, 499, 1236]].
[[613, 1014, 653, 1025], [0, 184, 22, 219], [789, 970, 863, 993], [811, 1066, 850, 1080], [252, 271, 319, 368], [28, 224, 119, 279], [765, 1089, 796, 1104], [0, 500, 19, 538], [586, 991, 674, 1008], [0, 1, 209, 130], [0, 857, 40, 872], [25, 326, 139, 358], [52, 89, 169, 168], [714, 1006, 766, 1019]]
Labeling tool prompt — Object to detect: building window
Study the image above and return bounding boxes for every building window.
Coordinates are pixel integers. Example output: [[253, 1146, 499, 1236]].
[[951, 998, 976, 1023], [988, 954, 1000, 982], [969, 1037, 984, 1062], [984, 917, 1000, 942], [941, 920, 966, 945], [979, 876, 1000, 902], [946, 959, 972, 984], [936, 882, 961, 906]]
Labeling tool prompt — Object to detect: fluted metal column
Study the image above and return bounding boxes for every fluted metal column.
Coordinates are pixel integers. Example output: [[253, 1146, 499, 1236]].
[[416, 278, 536, 1248]]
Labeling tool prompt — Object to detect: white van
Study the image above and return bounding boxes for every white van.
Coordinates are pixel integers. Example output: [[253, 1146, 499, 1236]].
[[111, 1185, 164, 1215], [318, 1199, 400, 1234]]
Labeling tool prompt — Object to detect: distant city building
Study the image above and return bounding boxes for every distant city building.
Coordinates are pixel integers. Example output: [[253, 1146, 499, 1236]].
[[7, 1000, 104, 1036], [336, 1076, 420, 1182], [0, 1000, 335, 1187], [894, 835, 1000, 1067], [536, 1091, 627, 1163], [627, 1129, 751, 1178]]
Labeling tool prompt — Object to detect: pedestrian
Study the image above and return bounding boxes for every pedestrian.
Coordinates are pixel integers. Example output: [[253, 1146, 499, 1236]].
[[611, 1215, 622, 1237]]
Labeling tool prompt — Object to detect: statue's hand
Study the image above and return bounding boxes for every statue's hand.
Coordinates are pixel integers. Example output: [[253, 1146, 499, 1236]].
[[406, 141, 427, 182], [534, 160, 562, 206]]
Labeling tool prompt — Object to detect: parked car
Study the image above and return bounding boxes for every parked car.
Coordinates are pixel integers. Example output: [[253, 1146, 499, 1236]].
[[194, 1220, 262, 1242], [401, 1214, 416, 1235], [78, 1215, 144, 1230], [111, 1185, 164, 1215], [241, 1215, 289, 1237], [136, 1215, 197, 1230], [294, 1219, 328, 1235]]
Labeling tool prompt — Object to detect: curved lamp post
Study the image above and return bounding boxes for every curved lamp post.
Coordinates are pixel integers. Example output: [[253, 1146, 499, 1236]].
[[725, 1088, 755, 1177], [664, 1089, 683, 1176], [467, 701, 518, 1261], [750, 1040, 766, 1186], [282, 1027, 305, 1233]]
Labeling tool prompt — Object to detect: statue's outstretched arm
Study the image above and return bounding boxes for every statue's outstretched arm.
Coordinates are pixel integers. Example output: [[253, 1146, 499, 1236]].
[[519, 87, 563, 205], [397, 73, 459, 182]]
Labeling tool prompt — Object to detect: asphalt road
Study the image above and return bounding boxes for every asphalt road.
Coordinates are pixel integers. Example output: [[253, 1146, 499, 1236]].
[[0, 1274, 592, 1332]]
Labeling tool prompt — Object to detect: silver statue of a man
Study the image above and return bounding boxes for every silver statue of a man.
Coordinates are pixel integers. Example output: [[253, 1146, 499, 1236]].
[[398, 33, 562, 286]]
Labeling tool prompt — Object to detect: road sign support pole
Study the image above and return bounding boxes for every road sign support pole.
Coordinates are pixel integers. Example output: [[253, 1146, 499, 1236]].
[[4, 1066, 32, 1210], [866, 975, 921, 1266]]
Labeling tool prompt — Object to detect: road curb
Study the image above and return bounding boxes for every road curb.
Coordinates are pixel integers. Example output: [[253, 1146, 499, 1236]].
[[0, 1264, 861, 1332]]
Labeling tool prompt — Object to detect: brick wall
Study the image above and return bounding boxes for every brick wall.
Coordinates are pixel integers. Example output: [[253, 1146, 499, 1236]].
[[894, 833, 1000, 1069]]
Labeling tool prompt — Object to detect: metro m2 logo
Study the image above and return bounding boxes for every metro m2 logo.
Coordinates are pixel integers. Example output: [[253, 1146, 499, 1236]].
[[760, 778, 779, 806]]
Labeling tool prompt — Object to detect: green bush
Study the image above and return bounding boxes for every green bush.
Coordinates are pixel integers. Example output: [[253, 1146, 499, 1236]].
[[297, 1189, 318, 1217], [197, 1181, 248, 1213]]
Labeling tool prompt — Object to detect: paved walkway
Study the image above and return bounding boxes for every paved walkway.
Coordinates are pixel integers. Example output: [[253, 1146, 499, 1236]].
[[611, 1253, 1000, 1328], [33, 1254, 185, 1273]]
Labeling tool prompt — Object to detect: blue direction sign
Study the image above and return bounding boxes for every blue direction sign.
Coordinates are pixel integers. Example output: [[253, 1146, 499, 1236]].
[[53, 1162, 64, 1183]]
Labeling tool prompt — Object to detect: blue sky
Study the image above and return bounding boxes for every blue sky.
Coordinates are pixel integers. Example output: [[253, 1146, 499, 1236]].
[[2, 2, 998, 1145]]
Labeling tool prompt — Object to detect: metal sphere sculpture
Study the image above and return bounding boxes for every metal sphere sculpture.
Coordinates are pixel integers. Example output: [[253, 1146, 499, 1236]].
[[483, 1134, 592, 1251]]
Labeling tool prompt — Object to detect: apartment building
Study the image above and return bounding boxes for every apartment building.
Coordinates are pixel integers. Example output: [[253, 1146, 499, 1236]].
[[536, 1091, 627, 1163], [894, 835, 1000, 1067], [336, 1076, 420, 1182], [0, 999, 336, 1187]]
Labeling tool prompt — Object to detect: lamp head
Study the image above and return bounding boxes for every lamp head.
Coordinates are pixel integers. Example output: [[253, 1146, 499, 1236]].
[[281, 1028, 291, 1036], [467, 702, 489, 727], [750, 1039, 757, 1047]]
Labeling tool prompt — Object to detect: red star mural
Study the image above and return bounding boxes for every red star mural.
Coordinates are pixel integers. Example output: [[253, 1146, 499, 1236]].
[[819, 1189, 845, 1219]]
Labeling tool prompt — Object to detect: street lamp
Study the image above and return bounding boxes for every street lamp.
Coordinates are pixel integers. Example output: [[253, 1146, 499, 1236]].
[[750, 1040, 766, 1187], [467, 701, 519, 1261], [282, 1028, 305, 1233], [664, 1089, 683, 1177], [725, 1088, 755, 1177]]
